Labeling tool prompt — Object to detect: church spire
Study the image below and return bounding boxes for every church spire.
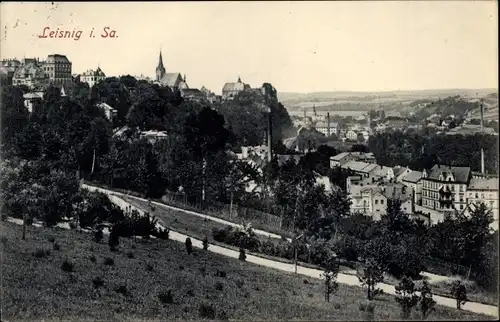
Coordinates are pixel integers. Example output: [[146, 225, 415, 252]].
[[157, 50, 165, 70], [237, 76, 242, 83], [156, 49, 166, 82], [183, 74, 186, 82]]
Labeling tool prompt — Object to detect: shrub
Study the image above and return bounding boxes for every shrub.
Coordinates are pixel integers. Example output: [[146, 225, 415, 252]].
[[334, 303, 341, 310], [94, 228, 104, 243], [185, 237, 193, 255], [239, 248, 246, 261], [69, 222, 77, 229], [90, 255, 96, 262], [215, 269, 227, 278], [158, 290, 173, 304], [198, 303, 216, 319], [1, 213, 7, 221], [92, 277, 105, 288], [61, 260, 74, 272], [48, 236, 55, 243], [104, 257, 115, 266], [215, 282, 224, 291], [115, 285, 129, 296], [33, 248, 50, 258], [218, 309, 229, 320], [126, 251, 135, 259], [186, 289, 195, 297], [395, 276, 419, 319], [179, 265, 184, 270], [146, 264, 154, 272], [418, 280, 436, 319], [155, 227, 170, 240], [53, 243, 60, 251], [1, 236, 7, 244], [108, 225, 120, 251], [26, 217, 33, 226], [203, 237, 209, 250], [450, 280, 468, 310], [235, 279, 244, 288]]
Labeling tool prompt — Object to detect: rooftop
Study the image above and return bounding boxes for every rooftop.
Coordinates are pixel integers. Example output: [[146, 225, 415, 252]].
[[425, 164, 471, 183], [402, 170, 423, 183], [468, 178, 499, 191]]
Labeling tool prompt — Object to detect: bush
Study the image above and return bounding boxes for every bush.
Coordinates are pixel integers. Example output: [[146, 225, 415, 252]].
[[33, 248, 50, 258], [186, 289, 195, 297], [92, 277, 105, 288], [215, 270, 227, 278], [115, 284, 129, 296], [215, 282, 223, 291], [108, 225, 120, 251], [94, 228, 104, 243], [26, 217, 33, 226], [203, 237, 209, 250], [198, 303, 216, 319], [61, 260, 74, 272], [104, 257, 115, 266], [158, 290, 173, 304], [239, 248, 246, 261], [146, 264, 154, 272], [90, 255, 96, 262], [53, 243, 60, 251], [185, 237, 193, 255], [1, 236, 7, 244], [69, 222, 77, 229], [213, 226, 260, 252], [235, 279, 244, 288], [155, 227, 170, 240], [126, 251, 135, 259], [48, 236, 55, 243], [218, 309, 229, 320]]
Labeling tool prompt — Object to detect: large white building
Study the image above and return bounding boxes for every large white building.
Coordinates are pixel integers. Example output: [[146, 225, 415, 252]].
[[80, 67, 106, 87]]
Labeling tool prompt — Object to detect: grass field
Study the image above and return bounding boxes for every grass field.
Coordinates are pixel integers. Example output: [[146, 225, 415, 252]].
[[1, 221, 493, 321], [124, 194, 499, 307]]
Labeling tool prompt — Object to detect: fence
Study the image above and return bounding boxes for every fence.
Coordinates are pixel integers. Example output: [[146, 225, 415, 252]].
[[161, 190, 294, 237]]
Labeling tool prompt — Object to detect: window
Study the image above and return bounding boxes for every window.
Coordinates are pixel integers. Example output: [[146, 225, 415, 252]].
[[375, 200, 379, 205], [481, 193, 485, 199], [475, 193, 479, 198], [381, 200, 384, 205], [460, 205, 464, 210]]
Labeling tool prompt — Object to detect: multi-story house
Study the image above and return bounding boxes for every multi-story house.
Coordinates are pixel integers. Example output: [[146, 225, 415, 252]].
[[401, 170, 423, 205], [421, 165, 470, 219], [393, 166, 412, 182], [348, 182, 413, 221], [315, 122, 339, 136], [466, 177, 499, 226], [222, 77, 250, 100], [80, 67, 106, 87], [330, 152, 376, 168], [12, 62, 47, 88], [345, 130, 358, 141]]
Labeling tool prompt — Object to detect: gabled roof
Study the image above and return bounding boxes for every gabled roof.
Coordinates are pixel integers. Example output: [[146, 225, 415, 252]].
[[393, 166, 408, 177], [181, 88, 204, 97], [315, 122, 339, 128], [343, 160, 376, 173], [402, 171, 422, 183], [222, 81, 246, 92], [330, 152, 351, 161], [160, 73, 183, 87], [426, 164, 471, 184], [23, 93, 42, 99]]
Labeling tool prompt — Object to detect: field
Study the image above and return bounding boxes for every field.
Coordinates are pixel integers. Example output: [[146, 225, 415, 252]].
[[1, 221, 492, 321], [125, 193, 499, 307]]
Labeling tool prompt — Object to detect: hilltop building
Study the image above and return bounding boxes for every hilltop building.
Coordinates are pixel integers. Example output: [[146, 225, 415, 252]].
[[222, 77, 250, 100], [80, 67, 106, 87], [155, 50, 188, 90]]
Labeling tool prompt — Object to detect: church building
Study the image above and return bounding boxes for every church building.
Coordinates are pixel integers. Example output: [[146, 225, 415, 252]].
[[155, 51, 188, 90]]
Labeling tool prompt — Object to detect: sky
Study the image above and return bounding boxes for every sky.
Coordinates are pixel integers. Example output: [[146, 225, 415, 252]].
[[0, 1, 498, 94]]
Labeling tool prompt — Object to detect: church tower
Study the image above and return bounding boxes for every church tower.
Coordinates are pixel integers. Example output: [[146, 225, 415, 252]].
[[156, 50, 166, 82]]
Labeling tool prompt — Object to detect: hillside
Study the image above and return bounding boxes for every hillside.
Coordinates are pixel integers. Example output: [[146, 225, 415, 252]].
[[1, 221, 492, 321], [278, 89, 498, 115]]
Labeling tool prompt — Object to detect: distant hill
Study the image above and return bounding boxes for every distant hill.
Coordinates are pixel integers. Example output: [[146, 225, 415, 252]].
[[278, 89, 498, 114]]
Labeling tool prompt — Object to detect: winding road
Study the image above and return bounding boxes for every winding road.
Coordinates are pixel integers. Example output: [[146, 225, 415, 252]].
[[82, 183, 498, 318]]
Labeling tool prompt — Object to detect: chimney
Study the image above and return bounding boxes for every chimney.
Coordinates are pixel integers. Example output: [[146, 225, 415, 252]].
[[480, 102, 485, 174], [304, 109, 306, 119], [327, 112, 331, 137]]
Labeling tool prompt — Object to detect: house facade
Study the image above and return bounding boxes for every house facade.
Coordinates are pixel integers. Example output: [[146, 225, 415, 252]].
[[420, 165, 470, 219]]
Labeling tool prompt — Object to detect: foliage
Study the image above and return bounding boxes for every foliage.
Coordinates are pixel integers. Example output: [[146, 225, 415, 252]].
[[321, 252, 339, 302], [394, 276, 419, 319], [238, 248, 246, 261], [185, 237, 193, 255], [357, 259, 385, 301], [368, 131, 498, 174], [418, 280, 436, 319], [450, 280, 468, 309], [203, 237, 209, 250]]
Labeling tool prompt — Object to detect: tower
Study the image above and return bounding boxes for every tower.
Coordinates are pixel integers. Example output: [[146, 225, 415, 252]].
[[156, 50, 166, 82]]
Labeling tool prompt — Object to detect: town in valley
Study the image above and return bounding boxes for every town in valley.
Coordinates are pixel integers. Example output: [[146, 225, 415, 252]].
[[1, 2, 498, 321]]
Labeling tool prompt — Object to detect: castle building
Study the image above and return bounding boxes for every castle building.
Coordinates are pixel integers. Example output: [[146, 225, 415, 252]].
[[80, 67, 106, 87], [155, 51, 188, 90], [222, 76, 250, 100]]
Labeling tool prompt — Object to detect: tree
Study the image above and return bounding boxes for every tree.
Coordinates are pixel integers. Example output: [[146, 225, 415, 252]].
[[450, 280, 467, 310], [109, 224, 120, 251], [322, 252, 339, 302], [203, 237, 209, 250], [418, 280, 436, 319], [239, 248, 246, 261], [185, 237, 193, 255], [357, 259, 385, 300], [395, 276, 419, 319]]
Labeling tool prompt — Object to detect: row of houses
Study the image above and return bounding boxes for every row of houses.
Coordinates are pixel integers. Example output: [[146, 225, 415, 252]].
[[330, 152, 499, 228]]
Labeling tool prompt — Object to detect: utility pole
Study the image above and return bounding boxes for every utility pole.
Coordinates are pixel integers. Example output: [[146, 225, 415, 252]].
[[480, 101, 485, 174]]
